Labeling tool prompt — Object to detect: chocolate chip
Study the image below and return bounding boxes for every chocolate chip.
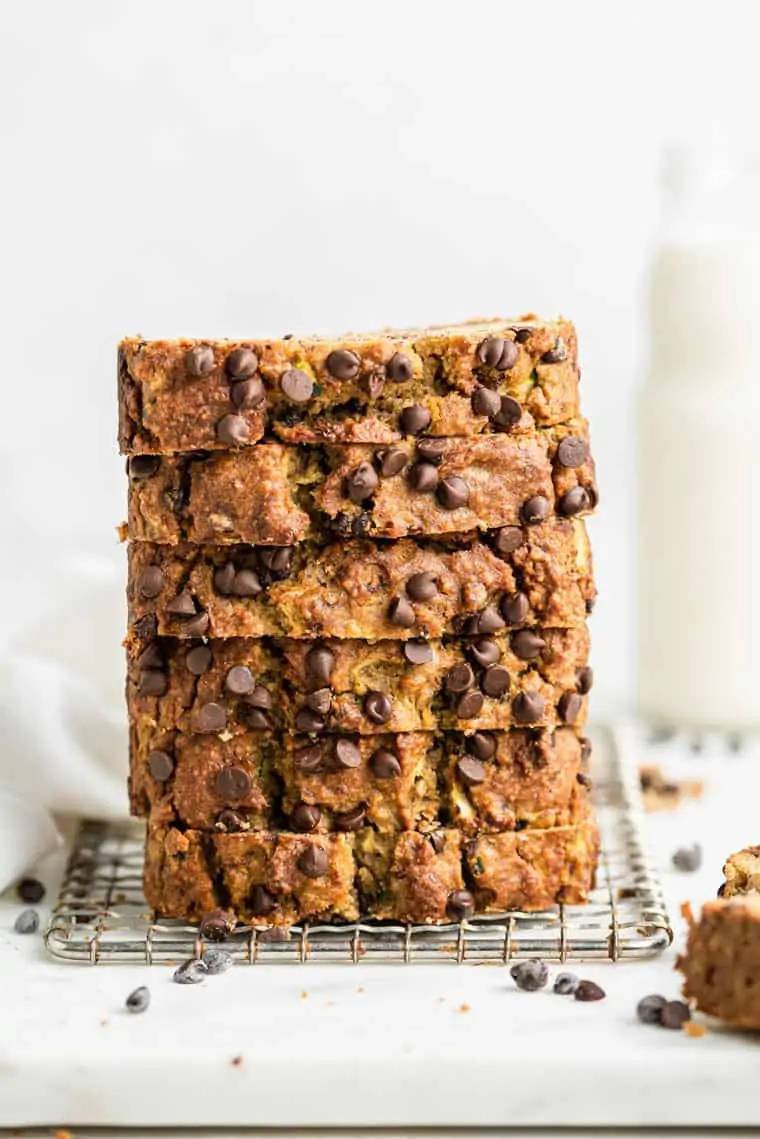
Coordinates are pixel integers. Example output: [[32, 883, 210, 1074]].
[[557, 436, 588, 468], [295, 708, 326, 732], [445, 663, 475, 694], [558, 692, 583, 723], [186, 345, 215, 376], [446, 889, 475, 921], [334, 738, 362, 770], [225, 347, 259, 379], [554, 972, 580, 995], [494, 396, 522, 430], [137, 565, 165, 599], [325, 349, 361, 379], [408, 461, 439, 492], [183, 611, 210, 637], [185, 645, 212, 675], [128, 455, 161, 480], [501, 592, 529, 625], [258, 547, 293, 576], [202, 948, 233, 974], [166, 591, 196, 618], [388, 596, 415, 628], [511, 630, 546, 660], [375, 447, 407, 477], [511, 961, 549, 991], [293, 744, 324, 773], [512, 691, 545, 723], [576, 666, 594, 695], [585, 597, 596, 615], [406, 571, 438, 601], [251, 885, 277, 916], [358, 366, 385, 398], [636, 994, 667, 1024], [370, 748, 401, 779], [514, 327, 533, 344], [305, 688, 332, 715], [472, 606, 506, 634], [199, 908, 235, 941], [416, 438, 447, 464], [292, 803, 322, 832], [387, 352, 413, 382], [335, 805, 367, 831], [17, 878, 45, 904], [467, 731, 497, 760], [245, 683, 273, 708], [456, 690, 484, 718], [541, 338, 567, 364], [482, 664, 510, 697], [477, 336, 518, 371], [493, 526, 524, 555], [138, 669, 168, 697], [437, 476, 469, 510], [197, 702, 228, 732], [363, 690, 392, 724], [558, 487, 590, 517], [399, 404, 431, 435], [575, 980, 606, 1002], [471, 387, 502, 418], [148, 750, 174, 781], [428, 830, 446, 854], [216, 809, 249, 832], [346, 461, 379, 503], [231, 568, 264, 597], [672, 844, 702, 873], [305, 645, 335, 685], [280, 368, 314, 403], [576, 772, 593, 789], [137, 642, 164, 671], [216, 413, 250, 446], [173, 957, 209, 984], [133, 614, 158, 639], [230, 376, 266, 409], [297, 845, 329, 878], [456, 755, 486, 785], [469, 637, 501, 667], [404, 640, 434, 664], [213, 563, 236, 595], [215, 765, 252, 799], [521, 495, 550, 525], [225, 665, 255, 696], [125, 985, 151, 1013], [14, 909, 39, 934]]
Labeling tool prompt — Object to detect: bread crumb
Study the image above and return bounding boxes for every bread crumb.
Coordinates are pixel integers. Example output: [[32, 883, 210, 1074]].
[[683, 1020, 707, 1038], [640, 765, 704, 812], [458, 1002, 471, 1014], [356, 986, 364, 993], [231, 1054, 244, 1066], [100, 1017, 109, 1027], [681, 901, 694, 923], [300, 990, 308, 999]]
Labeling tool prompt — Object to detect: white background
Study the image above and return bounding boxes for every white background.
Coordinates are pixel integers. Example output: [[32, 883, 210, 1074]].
[[1, 0, 759, 715]]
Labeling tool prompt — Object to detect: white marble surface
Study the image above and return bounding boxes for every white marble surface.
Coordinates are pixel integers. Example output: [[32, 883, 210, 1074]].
[[2, 727, 760, 1131]]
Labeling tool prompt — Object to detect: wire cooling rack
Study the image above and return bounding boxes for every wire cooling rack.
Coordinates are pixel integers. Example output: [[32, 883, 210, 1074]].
[[45, 726, 672, 965]]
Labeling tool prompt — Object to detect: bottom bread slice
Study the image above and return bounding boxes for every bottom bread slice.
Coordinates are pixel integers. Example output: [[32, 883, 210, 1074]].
[[143, 812, 599, 927]]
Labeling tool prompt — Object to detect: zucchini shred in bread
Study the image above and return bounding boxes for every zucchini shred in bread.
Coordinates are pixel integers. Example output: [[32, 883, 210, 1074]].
[[121, 315, 600, 926]]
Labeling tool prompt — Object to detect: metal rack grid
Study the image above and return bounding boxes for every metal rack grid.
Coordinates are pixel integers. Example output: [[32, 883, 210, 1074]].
[[44, 727, 672, 965]]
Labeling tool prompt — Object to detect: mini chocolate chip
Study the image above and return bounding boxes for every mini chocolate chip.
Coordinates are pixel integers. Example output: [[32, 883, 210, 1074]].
[[387, 352, 413, 382], [541, 338, 567, 364], [457, 754, 485, 785], [14, 909, 39, 934], [305, 645, 335, 684], [225, 665, 255, 696], [511, 630, 546, 660], [173, 957, 208, 984], [166, 591, 196, 617], [242, 702, 272, 728], [363, 690, 392, 724], [437, 476, 469, 510], [128, 455, 161, 480], [416, 438, 447, 464], [494, 396, 522, 430], [197, 702, 228, 732], [388, 596, 415, 627], [137, 642, 164, 670], [214, 563, 236, 595], [469, 637, 501, 667], [292, 803, 322, 832], [225, 347, 259, 379], [408, 461, 439, 493], [138, 669, 168, 697], [133, 614, 158, 639], [375, 447, 407, 477], [186, 345, 215, 376], [471, 387, 502, 418], [501, 592, 529, 625], [586, 597, 596, 614], [477, 336, 518, 371], [298, 845, 329, 878], [250, 885, 277, 916], [295, 708, 326, 732], [325, 348, 361, 379], [245, 685, 273, 710], [467, 731, 497, 760], [580, 736, 592, 763], [137, 565, 165, 599], [294, 744, 324, 773], [370, 748, 401, 779], [557, 436, 588, 469], [358, 366, 385, 398], [514, 327, 533, 343], [334, 738, 362, 770], [148, 750, 174, 781], [183, 612, 210, 637], [280, 368, 313, 403], [446, 889, 475, 921], [185, 645, 212, 675], [346, 461, 379, 503], [512, 691, 545, 723], [258, 547, 293, 575], [216, 809, 249, 832], [575, 980, 606, 1002], [404, 640, 434, 664], [493, 526, 524, 555], [199, 908, 235, 941], [125, 985, 151, 1013], [335, 805, 366, 831], [482, 664, 510, 697], [577, 771, 593, 789], [558, 692, 583, 723], [406, 571, 438, 601], [474, 606, 506, 634], [445, 663, 475, 694], [558, 487, 590, 517], [230, 376, 266, 409], [231, 569, 262, 600], [215, 765, 252, 799], [672, 843, 702, 873], [637, 994, 667, 1024], [521, 495, 550, 524], [428, 829, 446, 854], [456, 690, 484, 718], [202, 948, 233, 974], [216, 413, 250, 446], [350, 511, 373, 537], [399, 404, 431, 435], [511, 961, 549, 991], [576, 666, 594, 694], [305, 688, 332, 714]]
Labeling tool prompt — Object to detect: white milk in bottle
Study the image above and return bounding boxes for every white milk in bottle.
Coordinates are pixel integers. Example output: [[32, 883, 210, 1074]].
[[637, 145, 760, 729]]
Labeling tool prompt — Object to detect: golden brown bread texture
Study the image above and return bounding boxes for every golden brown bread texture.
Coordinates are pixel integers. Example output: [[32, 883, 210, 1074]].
[[125, 427, 596, 545], [119, 317, 580, 453], [126, 628, 591, 737], [679, 896, 760, 1029], [719, 844, 760, 897], [127, 520, 595, 641]]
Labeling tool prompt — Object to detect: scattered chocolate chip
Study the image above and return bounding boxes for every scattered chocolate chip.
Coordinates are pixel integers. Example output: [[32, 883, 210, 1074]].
[[585, 597, 596, 615], [446, 663, 475, 694], [297, 845, 328, 879], [510, 630, 546, 660], [216, 809, 249, 832], [231, 376, 266, 410], [346, 461, 379, 504], [199, 908, 235, 941], [637, 994, 667, 1024], [186, 345, 215, 376], [416, 438, 447, 464], [388, 596, 415, 627], [482, 664, 510, 697], [325, 348, 361, 379], [138, 669, 169, 697], [493, 526, 524, 555], [477, 336, 518, 371], [294, 745, 324, 773], [472, 606, 505, 634], [672, 844, 702, 873], [295, 708, 326, 732], [408, 461, 439, 492], [501, 592, 530, 625], [363, 690, 392, 724], [148, 750, 174, 781], [512, 691, 545, 723], [335, 804, 367, 831], [558, 487, 590, 517], [305, 688, 332, 715], [292, 803, 322, 832], [446, 889, 475, 921], [185, 645, 212, 675], [305, 645, 335, 685], [213, 563, 236, 595], [521, 495, 550, 525], [202, 948, 234, 974], [137, 565, 164, 599], [251, 885, 277, 916], [183, 612, 210, 637], [197, 702, 228, 732], [14, 909, 39, 934], [494, 396, 522, 430], [428, 830, 446, 853], [231, 569, 261, 601], [216, 413, 250, 447], [554, 972, 579, 995], [215, 765, 252, 799], [511, 961, 549, 991], [17, 878, 45, 904], [557, 436, 588, 468], [513, 327, 533, 344], [225, 665, 255, 696], [387, 352, 413, 382], [173, 958, 208, 985], [399, 404, 431, 435], [280, 368, 314, 403], [334, 738, 362, 770], [404, 640, 434, 665], [129, 454, 161, 480], [469, 637, 501, 667], [541, 338, 567, 364], [575, 980, 605, 1002], [125, 985, 151, 1013], [467, 731, 497, 760], [558, 692, 583, 724], [471, 387, 502, 418], [456, 690, 485, 718], [406, 571, 438, 601], [375, 447, 407, 477], [437, 476, 469, 510], [242, 706, 273, 732], [225, 347, 259, 379], [370, 748, 401, 779], [456, 755, 486, 785], [166, 591, 197, 618]]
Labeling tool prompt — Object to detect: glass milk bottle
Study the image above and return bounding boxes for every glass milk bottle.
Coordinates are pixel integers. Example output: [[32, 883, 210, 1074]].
[[637, 144, 760, 730]]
